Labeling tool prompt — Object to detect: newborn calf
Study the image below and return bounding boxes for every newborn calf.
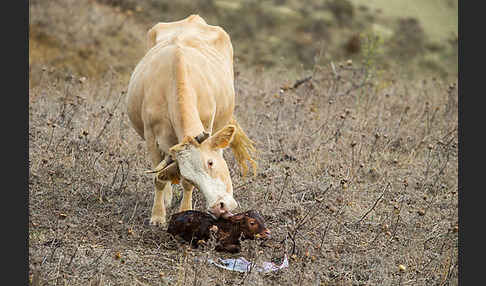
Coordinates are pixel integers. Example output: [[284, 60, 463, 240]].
[[167, 210, 271, 253]]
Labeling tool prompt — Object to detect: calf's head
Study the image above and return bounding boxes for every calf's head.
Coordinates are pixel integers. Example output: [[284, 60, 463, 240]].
[[230, 210, 271, 240], [155, 125, 238, 218]]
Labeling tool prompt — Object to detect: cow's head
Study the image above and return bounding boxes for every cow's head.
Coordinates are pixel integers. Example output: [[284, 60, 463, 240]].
[[152, 125, 238, 219]]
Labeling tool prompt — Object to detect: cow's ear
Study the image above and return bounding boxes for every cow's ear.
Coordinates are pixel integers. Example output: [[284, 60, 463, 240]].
[[147, 162, 180, 184], [159, 162, 180, 184], [206, 125, 236, 150], [169, 136, 200, 158]]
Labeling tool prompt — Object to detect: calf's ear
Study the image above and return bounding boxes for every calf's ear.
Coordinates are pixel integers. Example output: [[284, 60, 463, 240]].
[[229, 213, 245, 222]]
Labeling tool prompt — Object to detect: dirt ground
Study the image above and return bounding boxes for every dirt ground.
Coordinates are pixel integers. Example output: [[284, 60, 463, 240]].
[[29, 1, 458, 285]]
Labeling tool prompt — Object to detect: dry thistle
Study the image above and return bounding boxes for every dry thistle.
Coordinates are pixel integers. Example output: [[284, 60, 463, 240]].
[[382, 224, 390, 231], [197, 240, 206, 246], [326, 205, 337, 213], [340, 179, 348, 189]]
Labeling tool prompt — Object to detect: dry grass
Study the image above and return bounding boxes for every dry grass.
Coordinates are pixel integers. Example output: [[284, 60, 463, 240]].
[[29, 63, 458, 285], [29, 0, 458, 285], [29, 0, 146, 86]]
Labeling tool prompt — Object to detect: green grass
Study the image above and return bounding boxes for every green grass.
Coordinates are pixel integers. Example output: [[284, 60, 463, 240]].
[[349, 0, 458, 42]]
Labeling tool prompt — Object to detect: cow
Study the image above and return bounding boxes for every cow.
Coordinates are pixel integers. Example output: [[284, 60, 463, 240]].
[[125, 15, 257, 227]]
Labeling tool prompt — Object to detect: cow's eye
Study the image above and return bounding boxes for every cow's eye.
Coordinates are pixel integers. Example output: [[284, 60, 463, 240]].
[[208, 160, 214, 168]]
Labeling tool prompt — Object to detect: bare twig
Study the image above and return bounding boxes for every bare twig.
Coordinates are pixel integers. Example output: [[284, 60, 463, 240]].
[[66, 246, 79, 271], [355, 182, 391, 224], [292, 76, 312, 89], [32, 267, 42, 286], [330, 61, 339, 80], [95, 91, 124, 140]]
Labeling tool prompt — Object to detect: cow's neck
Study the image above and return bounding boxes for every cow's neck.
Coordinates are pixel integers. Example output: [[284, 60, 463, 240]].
[[173, 48, 206, 141], [176, 97, 205, 140]]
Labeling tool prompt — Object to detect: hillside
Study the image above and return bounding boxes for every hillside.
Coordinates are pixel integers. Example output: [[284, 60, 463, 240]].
[[29, 0, 458, 84]]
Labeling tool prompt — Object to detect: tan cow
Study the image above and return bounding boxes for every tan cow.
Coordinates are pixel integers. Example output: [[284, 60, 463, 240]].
[[126, 15, 257, 226]]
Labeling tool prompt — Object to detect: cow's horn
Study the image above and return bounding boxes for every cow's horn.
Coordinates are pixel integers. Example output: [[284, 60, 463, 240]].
[[145, 156, 175, 174], [195, 131, 210, 143]]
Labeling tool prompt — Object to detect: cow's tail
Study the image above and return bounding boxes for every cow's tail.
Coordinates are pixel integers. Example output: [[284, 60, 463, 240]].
[[228, 116, 258, 177]]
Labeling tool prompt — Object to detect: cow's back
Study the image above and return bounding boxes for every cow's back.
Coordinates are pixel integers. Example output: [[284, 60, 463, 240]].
[[147, 15, 233, 65], [126, 15, 235, 142]]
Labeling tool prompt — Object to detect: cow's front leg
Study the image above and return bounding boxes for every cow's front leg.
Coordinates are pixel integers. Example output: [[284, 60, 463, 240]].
[[145, 129, 171, 227], [179, 179, 194, 212], [150, 178, 171, 226]]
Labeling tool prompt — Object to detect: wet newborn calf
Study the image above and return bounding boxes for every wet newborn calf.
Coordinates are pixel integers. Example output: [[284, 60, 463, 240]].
[[167, 210, 271, 253]]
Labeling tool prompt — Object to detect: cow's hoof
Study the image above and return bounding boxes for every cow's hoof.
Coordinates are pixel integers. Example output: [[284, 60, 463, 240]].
[[149, 216, 167, 227]]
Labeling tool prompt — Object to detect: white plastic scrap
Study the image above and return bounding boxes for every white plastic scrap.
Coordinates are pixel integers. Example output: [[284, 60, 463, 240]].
[[208, 254, 289, 273]]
